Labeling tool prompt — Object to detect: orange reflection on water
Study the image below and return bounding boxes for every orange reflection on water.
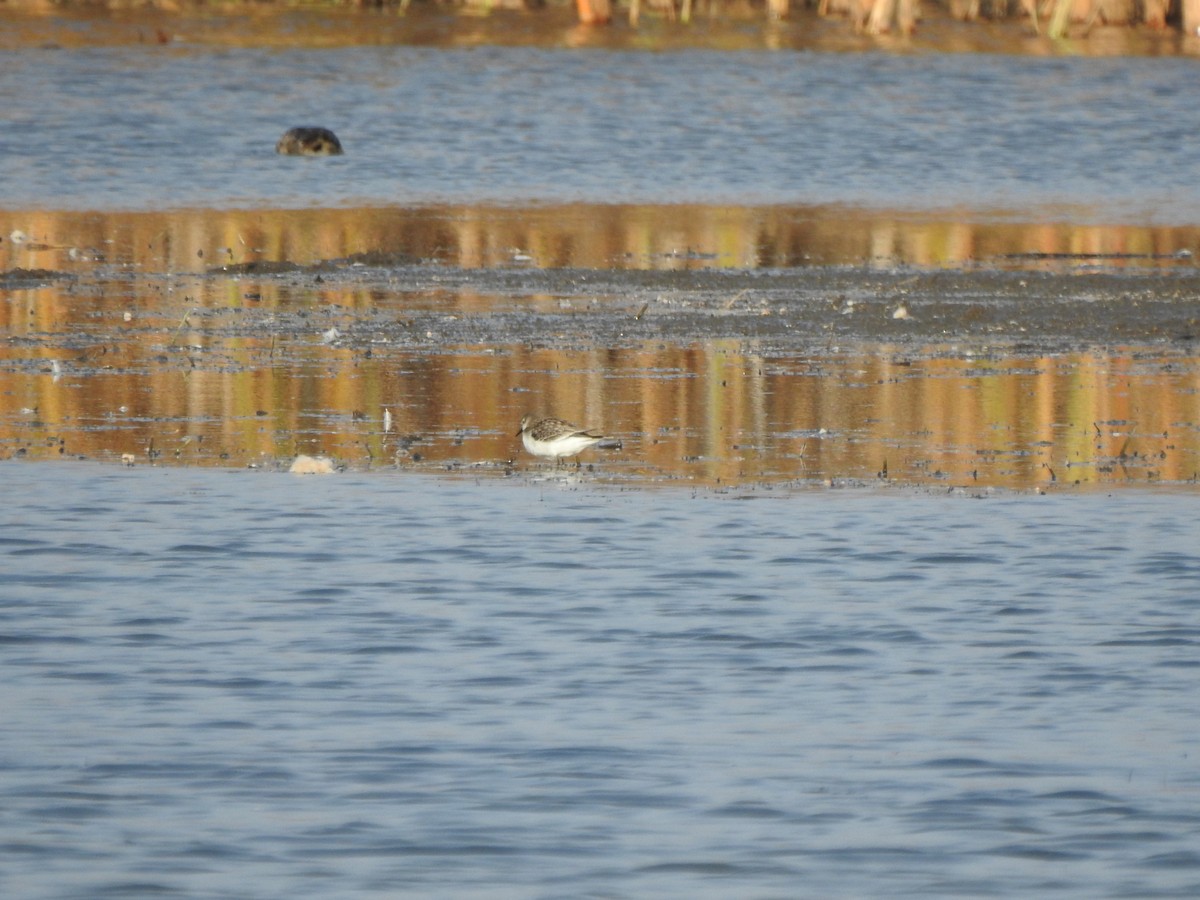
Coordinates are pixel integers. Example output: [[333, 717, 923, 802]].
[[4, 206, 1198, 273]]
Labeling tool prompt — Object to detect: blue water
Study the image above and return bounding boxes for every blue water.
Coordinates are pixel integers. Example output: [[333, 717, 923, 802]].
[[2, 461, 1199, 898], [2, 47, 1200, 221]]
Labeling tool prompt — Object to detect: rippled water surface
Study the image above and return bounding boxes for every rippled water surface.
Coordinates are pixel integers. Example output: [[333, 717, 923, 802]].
[[4, 43, 1200, 221], [3, 462, 1199, 898]]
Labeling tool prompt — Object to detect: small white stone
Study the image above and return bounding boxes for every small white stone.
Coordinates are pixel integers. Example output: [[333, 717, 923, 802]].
[[289, 455, 337, 475]]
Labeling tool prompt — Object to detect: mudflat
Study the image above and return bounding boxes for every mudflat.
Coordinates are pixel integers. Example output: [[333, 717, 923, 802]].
[[4, 246, 1199, 490]]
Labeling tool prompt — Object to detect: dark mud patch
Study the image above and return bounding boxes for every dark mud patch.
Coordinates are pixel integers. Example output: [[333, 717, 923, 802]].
[[1, 268, 73, 285], [184, 261, 1200, 355], [209, 260, 305, 276]]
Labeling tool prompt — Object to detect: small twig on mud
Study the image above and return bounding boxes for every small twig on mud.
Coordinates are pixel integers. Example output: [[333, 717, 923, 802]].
[[723, 289, 751, 310], [169, 310, 194, 348]]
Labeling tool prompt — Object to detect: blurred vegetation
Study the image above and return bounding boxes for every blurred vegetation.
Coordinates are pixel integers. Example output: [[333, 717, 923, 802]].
[[4, 0, 1200, 38]]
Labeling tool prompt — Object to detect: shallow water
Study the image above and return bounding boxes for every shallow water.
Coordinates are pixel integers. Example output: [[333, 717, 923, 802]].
[[4, 42, 1200, 221], [2, 461, 1199, 898]]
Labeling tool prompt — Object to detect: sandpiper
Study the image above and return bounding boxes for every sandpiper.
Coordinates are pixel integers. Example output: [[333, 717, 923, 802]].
[[516, 414, 621, 462]]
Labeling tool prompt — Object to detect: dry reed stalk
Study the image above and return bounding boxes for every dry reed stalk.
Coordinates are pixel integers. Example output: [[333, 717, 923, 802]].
[[1142, 0, 1168, 26], [850, 0, 871, 29], [865, 0, 893, 31], [1075, 0, 1101, 22], [628, 0, 679, 21], [949, 0, 980, 19], [168, 310, 193, 348], [864, 0, 916, 32], [1047, 0, 1073, 36], [576, 0, 611, 24], [1025, 0, 1040, 34], [1182, 0, 1200, 33]]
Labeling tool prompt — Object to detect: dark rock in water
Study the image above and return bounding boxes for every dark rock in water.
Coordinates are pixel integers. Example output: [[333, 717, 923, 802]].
[[276, 127, 343, 156]]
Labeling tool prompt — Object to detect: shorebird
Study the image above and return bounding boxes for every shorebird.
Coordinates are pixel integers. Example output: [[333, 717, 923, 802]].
[[516, 414, 621, 463]]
